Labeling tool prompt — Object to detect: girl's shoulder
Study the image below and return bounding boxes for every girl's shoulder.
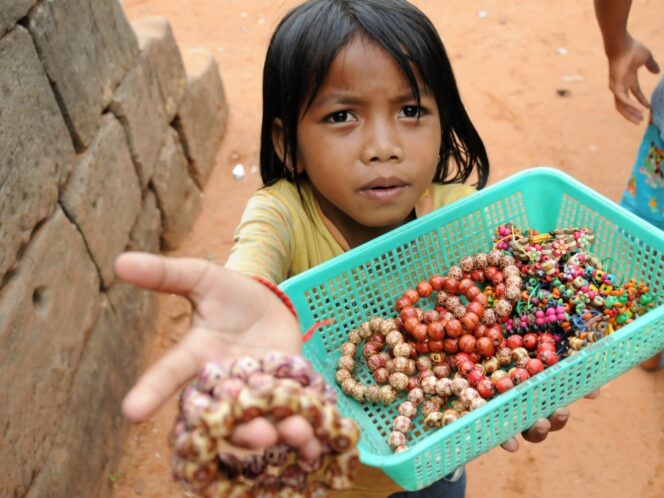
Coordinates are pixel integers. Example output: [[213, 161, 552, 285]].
[[255, 179, 302, 199], [430, 182, 477, 209], [249, 179, 313, 214]]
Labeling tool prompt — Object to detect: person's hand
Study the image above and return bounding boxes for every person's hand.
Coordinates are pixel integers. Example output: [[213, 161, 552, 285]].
[[500, 388, 601, 452], [606, 33, 660, 124], [115, 252, 323, 457]]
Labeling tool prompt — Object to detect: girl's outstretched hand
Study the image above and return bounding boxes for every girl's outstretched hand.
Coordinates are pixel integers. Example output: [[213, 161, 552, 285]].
[[115, 252, 302, 424]]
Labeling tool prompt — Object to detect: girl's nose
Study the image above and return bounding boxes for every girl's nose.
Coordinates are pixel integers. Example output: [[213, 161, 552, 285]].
[[360, 120, 404, 164]]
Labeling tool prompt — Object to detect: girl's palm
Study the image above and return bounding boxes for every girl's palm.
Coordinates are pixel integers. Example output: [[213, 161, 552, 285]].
[[115, 252, 302, 422]]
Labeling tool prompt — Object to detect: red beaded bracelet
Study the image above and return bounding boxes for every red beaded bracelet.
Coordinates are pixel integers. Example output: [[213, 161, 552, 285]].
[[252, 275, 333, 343]]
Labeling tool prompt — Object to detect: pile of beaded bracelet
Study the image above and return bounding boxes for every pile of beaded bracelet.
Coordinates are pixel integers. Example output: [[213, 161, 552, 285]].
[[391, 249, 523, 358], [494, 224, 658, 353], [172, 353, 360, 498], [496, 224, 594, 268], [332, 225, 659, 452], [335, 311, 552, 452]]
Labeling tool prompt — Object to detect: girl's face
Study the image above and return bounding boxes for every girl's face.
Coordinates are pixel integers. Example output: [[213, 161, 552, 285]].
[[291, 36, 442, 247]]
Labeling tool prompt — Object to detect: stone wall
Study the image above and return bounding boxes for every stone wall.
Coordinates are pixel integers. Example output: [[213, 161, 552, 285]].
[[0, 1, 228, 496]]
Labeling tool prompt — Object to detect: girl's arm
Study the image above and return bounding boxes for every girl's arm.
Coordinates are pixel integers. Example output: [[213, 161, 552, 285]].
[[593, 0, 660, 123]]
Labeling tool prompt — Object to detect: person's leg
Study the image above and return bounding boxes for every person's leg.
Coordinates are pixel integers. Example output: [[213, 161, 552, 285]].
[[388, 468, 466, 498]]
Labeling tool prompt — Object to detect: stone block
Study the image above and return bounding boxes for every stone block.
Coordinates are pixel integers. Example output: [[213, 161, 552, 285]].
[[0, 0, 34, 37], [0, 26, 75, 283], [132, 16, 187, 121], [0, 208, 100, 497], [153, 128, 202, 249], [110, 56, 169, 188], [25, 280, 156, 498], [176, 48, 229, 187], [26, 0, 138, 149], [129, 189, 162, 254], [60, 114, 142, 288]]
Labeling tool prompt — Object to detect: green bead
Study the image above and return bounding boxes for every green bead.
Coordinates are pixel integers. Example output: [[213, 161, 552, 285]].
[[605, 296, 617, 309], [618, 294, 628, 305], [639, 294, 653, 306], [616, 313, 629, 324]]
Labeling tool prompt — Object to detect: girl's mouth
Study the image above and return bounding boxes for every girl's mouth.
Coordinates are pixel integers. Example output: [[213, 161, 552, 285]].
[[359, 177, 409, 203]]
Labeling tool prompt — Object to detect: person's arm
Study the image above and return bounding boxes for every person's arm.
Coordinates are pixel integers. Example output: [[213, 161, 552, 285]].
[[116, 254, 302, 423], [594, 0, 632, 58], [115, 253, 324, 458], [594, 0, 660, 123], [116, 190, 329, 457]]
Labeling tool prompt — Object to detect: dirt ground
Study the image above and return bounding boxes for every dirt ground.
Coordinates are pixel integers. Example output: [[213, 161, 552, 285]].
[[112, 1, 664, 497]]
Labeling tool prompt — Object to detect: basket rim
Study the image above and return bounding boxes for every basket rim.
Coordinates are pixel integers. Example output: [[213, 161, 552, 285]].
[[281, 166, 664, 300]]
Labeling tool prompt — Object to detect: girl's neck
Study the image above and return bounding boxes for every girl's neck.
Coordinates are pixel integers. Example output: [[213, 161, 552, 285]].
[[312, 186, 415, 249]]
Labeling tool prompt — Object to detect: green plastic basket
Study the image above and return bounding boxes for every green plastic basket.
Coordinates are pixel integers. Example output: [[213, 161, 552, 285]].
[[279, 167, 664, 491]]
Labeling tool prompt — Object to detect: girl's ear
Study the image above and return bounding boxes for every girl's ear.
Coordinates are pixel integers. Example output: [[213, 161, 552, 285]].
[[271, 118, 294, 172]]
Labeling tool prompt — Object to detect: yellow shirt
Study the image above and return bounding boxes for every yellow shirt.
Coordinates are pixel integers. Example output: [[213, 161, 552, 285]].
[[227, 179, 476, 283], [226, 178, 476, 496]]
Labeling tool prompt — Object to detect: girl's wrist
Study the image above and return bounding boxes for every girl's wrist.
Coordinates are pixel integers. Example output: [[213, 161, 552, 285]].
[[251, 275, 334, 343], [251, 275, 298, 319]]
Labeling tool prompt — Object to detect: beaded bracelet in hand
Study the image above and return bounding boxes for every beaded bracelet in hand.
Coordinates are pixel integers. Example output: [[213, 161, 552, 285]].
[[172, 353, 360, 498], [169, 277, 355, 497]]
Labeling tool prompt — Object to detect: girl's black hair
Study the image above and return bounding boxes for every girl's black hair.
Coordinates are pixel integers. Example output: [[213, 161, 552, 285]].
[[259, 0, 489, 189]]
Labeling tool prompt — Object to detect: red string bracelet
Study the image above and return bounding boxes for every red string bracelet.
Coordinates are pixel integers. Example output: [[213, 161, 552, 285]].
[[252, 275, 333, 343]]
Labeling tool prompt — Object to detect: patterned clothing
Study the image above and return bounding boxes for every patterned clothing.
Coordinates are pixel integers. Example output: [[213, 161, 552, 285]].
[[620, 77, 664, 231]]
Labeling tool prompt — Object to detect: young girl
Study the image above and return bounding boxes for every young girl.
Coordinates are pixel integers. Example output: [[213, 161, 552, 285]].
[[116, 1, 585, 496]]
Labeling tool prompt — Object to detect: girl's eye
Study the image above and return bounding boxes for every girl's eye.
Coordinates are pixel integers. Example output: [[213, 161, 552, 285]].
[[400, 105, 423, 118], [324, 110, 356, 123]]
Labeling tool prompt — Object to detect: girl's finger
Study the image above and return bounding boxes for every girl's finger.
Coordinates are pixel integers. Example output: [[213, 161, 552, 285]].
[[298, 436, 324, 462], [122, 341, 201, 422], [115, 252, 219, 298], [276, 415, 315, 448], [500, 437, 519, 452], [230, 418, 280, 448], [547, 408, 570, 432], [521, 418, 551, 443], [584, 388, 601, 400]]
